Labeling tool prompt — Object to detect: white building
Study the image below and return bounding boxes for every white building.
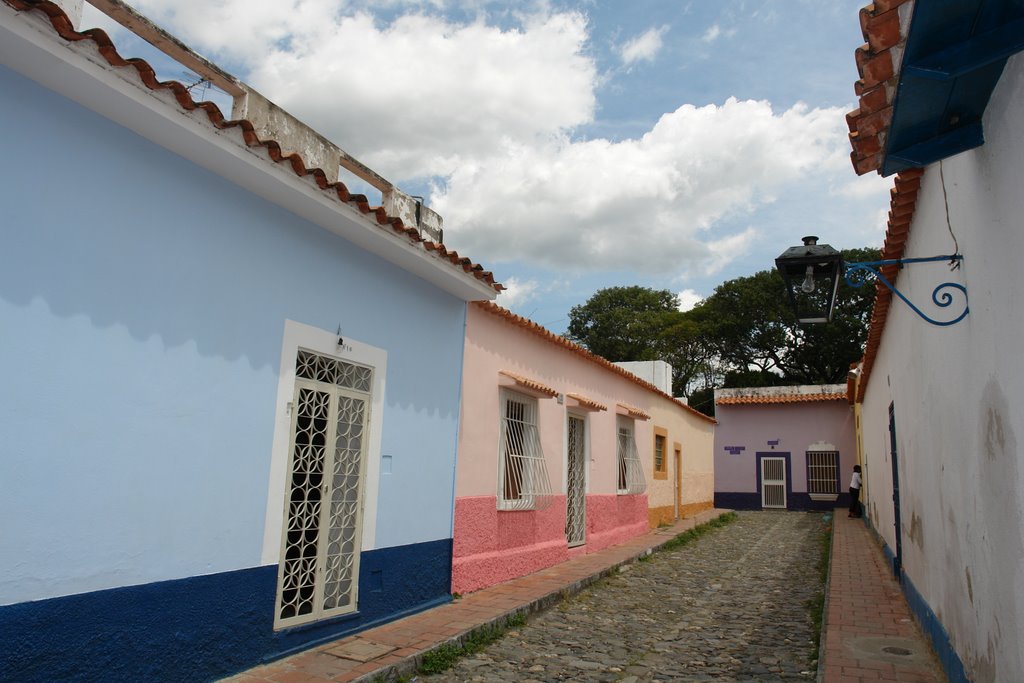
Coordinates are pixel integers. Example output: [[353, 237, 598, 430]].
[[846, 2, 1024, 681]]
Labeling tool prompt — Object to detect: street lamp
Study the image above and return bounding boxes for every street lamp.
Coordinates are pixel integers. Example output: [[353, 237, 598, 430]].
[[774, 236, 843, 324], [775, 236, 969, 327]]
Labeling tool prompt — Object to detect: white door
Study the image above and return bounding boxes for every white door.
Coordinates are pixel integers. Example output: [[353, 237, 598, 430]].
[[760, 457, 787, 509]]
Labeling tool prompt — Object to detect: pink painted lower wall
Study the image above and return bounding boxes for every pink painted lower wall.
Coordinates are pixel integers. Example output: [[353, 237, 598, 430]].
[[451, 493, 649, 594]]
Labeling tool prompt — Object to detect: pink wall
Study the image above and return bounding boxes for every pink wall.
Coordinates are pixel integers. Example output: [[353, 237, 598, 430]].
[[453, 305, 655, 593]]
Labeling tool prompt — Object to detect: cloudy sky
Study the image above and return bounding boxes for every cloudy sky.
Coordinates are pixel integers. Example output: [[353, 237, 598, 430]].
[[84, 0, 892, 332]]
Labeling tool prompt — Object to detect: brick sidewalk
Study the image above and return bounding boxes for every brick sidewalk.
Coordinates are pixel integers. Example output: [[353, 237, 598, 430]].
[[224, 508, 728, 683], [819, 512, 946, 683]]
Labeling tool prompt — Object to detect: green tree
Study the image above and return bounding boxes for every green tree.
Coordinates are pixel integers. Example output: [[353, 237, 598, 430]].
[[691, 246, 880, 393], [565, 286, 679, 362], [563, 247, 879, 416]]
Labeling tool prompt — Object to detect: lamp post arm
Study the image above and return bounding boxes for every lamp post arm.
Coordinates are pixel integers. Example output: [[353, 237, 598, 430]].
[[843, 255, 968, 327]]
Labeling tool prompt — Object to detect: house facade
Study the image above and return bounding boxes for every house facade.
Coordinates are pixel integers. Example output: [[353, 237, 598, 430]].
[[713, 385, 856, 511], [613, 360, 715, 526], [0, 2, 499, 681], [846, 3, 1024, 681], [645, 388, 716, 526], [452, 303, 716, 594]]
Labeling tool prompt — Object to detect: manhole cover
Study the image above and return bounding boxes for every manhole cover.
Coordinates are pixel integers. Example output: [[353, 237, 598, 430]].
[[882, 646, 912, 656]]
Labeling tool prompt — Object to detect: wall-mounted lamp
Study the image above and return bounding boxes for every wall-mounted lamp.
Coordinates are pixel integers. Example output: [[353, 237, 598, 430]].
[[775, 236, 969, 327], [336, 325, 344, 347]]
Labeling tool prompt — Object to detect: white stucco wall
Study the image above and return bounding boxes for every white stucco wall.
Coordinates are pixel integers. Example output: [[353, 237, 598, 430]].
[[859, 53, 1024, 683]]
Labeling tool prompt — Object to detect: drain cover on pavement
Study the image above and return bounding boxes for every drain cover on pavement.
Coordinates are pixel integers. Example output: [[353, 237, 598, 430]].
[[846, 636, 929, 666], [325, 639, 396, 662]]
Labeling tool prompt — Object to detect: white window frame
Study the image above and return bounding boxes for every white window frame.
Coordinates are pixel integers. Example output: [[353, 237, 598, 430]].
[[497, 389, 553, 511], [616, 416, 646, 495]]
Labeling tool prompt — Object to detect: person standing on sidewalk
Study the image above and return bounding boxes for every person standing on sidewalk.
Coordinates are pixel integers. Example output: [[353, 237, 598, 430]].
[[848, 465, 862, 518]]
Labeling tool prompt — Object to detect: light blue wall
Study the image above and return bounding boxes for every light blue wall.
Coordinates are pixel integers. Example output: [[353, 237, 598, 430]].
[[0, 64, 467, 604]]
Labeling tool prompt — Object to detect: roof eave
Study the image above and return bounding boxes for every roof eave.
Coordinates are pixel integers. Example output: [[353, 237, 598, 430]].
[[0, 2, 499, 302]]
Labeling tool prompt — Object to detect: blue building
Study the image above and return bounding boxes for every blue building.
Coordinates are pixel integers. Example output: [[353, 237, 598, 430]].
[[0, 1, 500, 680]]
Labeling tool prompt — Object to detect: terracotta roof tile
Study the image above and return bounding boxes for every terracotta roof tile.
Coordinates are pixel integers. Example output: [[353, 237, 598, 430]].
[[5, 0, 502, 293], [566, 393, 607, 412], [715, 393, 848, 406], [616, 403, 651, 421], [846, 0, 913, 175], [498, 370, 558, 399], [474, 302, 716, 425], [856, 168, 924, 402]]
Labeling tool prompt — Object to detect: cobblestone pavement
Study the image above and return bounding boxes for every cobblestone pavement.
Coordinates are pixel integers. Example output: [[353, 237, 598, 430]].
[[425, 511, 828, 682]]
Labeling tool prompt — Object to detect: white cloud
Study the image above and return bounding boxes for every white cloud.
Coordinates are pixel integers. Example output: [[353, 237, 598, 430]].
[[619, 25, 669, 65], [435, 98, 850, 276], [122, 3, 597, 181], [496, 276, 540, 308], [701, 24, 721, 43], [89, 2, 866, 283], [677, 289, 704, 312]]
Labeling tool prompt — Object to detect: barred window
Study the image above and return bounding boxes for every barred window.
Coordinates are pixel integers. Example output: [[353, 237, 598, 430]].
[[499, 390, 553, 510], [807, 450, 839, 495], [654, 433, 667, 474], [616, 418, 646, 495]]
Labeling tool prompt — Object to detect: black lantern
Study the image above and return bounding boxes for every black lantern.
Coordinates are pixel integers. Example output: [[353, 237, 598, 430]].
[[775, 236, 843, 324]]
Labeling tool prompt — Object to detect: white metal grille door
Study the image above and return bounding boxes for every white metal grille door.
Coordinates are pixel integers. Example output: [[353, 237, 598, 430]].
[[499, 391, 553, 510], [565, 415, 587, 547], [761, 457, 787, 509], [276, 350, 371, 628]]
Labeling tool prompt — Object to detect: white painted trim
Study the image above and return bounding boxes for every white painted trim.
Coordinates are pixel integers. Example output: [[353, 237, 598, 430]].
[[0, 7, 498, 302], [260, 319, 386, 565]]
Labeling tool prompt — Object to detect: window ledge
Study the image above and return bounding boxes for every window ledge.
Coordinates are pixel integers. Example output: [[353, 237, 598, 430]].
[[809, 493, 838, 502]]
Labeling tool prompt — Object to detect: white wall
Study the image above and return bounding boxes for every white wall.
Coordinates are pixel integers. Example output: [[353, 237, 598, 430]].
[[860, 53, 1024, 683]]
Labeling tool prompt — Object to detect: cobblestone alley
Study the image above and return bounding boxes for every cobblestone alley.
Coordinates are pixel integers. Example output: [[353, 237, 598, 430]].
[[425, 511, 827, 682]]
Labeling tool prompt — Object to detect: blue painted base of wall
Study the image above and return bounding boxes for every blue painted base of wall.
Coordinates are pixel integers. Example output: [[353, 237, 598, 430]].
[[862, 516, 970, 683], [0, 539, 452, 682], [715, 491, 850, 511]]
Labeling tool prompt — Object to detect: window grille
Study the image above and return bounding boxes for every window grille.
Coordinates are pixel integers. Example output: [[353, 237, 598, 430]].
[[616, 420, 646, 495], [807, 450, 839, 495], [276, 350, 371, 628], [499, 390, 553, 511]]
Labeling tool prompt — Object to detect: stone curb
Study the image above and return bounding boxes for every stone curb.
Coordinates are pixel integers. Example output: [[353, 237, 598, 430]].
[[815, 511, 837, 683], [351, 509, 734, 683]]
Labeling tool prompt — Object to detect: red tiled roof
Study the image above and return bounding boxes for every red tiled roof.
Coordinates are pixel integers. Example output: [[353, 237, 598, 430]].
[[855, 168, 924, 402], [616, 403, 651, 421], [715, 393, 848, 406], [4, 0, 502, 293], [474, 302, 717, 425], [566, 393, 607, 411], [498, 370, 559, 399], [846, 0, 912, 175]]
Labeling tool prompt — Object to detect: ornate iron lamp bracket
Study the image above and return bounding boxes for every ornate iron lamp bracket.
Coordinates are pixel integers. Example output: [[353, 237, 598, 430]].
[[844, 255, 969, 326]]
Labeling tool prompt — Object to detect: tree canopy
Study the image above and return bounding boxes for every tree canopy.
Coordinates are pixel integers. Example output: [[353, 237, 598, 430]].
[[563, 247, 880, 415]]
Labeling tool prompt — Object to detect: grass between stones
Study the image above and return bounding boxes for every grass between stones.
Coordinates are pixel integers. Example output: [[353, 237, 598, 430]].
[[660, 511, 739, 552], [806, 514, 833, 662], [416, 611, 527, 676]]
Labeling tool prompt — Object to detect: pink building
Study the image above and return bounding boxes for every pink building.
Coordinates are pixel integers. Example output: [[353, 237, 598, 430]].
[[713, 385, 856, 511], [453, 303, 716, 594]]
